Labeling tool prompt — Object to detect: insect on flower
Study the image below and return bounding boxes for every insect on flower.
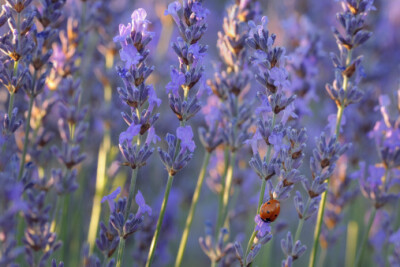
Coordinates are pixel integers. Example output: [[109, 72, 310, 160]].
[[260, 194, 281, 222]]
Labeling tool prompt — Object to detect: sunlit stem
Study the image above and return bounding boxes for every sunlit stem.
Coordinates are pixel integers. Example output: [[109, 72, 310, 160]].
[[87, 128, 111, 253], [116, 238, 126, 267], [215, 147, 230, 236], [220, 152, 237, 230], [309, 48, 353, 267], [345, 221, 359, 267], [175, 152, 211, 267], [87, 78, 113, 252]]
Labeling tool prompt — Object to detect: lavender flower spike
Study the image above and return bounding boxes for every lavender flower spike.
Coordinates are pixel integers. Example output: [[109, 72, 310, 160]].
[[148, 1, 209, 266], [241, 15, 307, 265], [310, 1, 376, 266], [113, 7, 159, 267]]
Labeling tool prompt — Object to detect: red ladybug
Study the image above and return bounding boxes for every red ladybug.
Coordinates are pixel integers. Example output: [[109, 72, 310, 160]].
[[259, 198, 280, 222]]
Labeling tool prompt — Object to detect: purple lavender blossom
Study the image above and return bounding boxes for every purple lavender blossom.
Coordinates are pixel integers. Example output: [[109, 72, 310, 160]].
[[236, 14, 308, 265], [165, 67, 185, 97], [254, 215, 271, 239], [135, 190, 152, 217], [101, 187, 121, 213], [389, 228, 400, 266], [176, 125, 196, 153], [199, 222, 234, 264], [119, 121, 141, 144], [115, 7, 160, 170]]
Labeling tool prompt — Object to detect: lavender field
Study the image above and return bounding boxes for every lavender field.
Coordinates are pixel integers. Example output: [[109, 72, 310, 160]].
[[0, 0, 399, 266]]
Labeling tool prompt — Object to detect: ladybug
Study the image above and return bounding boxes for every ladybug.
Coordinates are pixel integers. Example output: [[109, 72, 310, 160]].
[[259, 197, 280, 222]]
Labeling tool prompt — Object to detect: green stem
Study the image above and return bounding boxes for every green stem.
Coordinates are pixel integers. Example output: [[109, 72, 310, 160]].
[[8, 92, 15, 119], [59, 194, 70, 262], [51, 196, 61, 232], [87, 128, 111, 253], [354, 208, 376, 267], [335, 106, 344, 137], [309, 48, 353, 267], [257, 179, 267, 213], [308, 190, 327, 267], [115, 167, 139, 266], [146, 174, 175, 267], [125, 168, 139, 218], [17, 95, 34, 180], [245, 230, 257, 265], [294, 198, 311, 242], [116, 239, 126, 267], [345, 221, 358, 267], [219, 152, 237, 230], [216, 148, 230, 236], [175, 152, 211, 267]]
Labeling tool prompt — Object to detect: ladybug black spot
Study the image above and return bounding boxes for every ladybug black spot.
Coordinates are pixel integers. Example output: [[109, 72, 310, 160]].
[[267, 211, 270, 214], [267, 202, 270, 204]]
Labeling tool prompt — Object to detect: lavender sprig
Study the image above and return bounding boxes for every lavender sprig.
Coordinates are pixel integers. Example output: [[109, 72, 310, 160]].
[[310, 1, 375, 266], [98, 187, 151, 267], [353, 92, 400, 266], [23, 189, 62, 267], [235, 16, 307, 266], [113, 8, 160, 267], [320, 157, 359, 249], [199, 222, 234, 264], [48, 13, 87, 264], [0, 0, 34, 121], [147, 1, 209, 266], [212, 0, 259, 241]]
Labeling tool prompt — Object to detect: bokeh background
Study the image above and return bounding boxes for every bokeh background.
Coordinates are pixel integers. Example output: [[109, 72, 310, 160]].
[[1, 0, 399, 266]]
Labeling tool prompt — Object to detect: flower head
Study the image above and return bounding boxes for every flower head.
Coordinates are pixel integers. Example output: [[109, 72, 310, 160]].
[[101, 187, 121, 213], [177, 125, 196, 152], [148, 85, 161, 111], [113, 23, 132, 44], [146, 127, 160, 145], [164, 1, 181, 24], [135, 190, 152, 217], [119, 122, 141, 144], [166, 68, 185, 96], [119, 44, 142, 69], [255, 215, 271, 239], [191, 2, 210, 20], [269, 67, 290, 89], [131, 8, 152, 37]]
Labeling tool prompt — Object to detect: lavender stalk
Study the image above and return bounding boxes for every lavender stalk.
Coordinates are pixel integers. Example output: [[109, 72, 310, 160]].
[[112, 8, 161, 266], [147, 0, 209, 265], [352, 91, 400, 266], [206, 0, 259, 241], [235, 16, 307, 266], [309, 1, 375, 266]]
